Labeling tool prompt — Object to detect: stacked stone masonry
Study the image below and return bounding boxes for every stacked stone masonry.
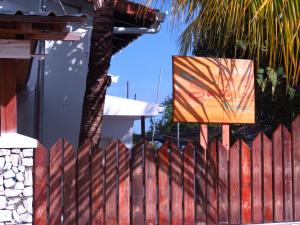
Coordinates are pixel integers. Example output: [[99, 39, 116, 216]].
[[0, 148, 33, 225]]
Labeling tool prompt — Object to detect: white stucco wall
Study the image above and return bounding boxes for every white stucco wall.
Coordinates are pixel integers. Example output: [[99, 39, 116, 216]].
[[101, 117, 134, 149], [2, 0, 141, 149]]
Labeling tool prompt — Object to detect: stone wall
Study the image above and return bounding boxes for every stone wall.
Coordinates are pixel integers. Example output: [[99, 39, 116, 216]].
[[0, 148, 33, 225]]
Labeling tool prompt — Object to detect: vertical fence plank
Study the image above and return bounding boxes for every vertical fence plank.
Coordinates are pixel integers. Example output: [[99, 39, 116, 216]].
[[273, 127, 284, 222], [222, 125, 230, 150], [229, 140, 240, 224], [283, 126, 293, 221], [158, 142, 170, 225], [206, 139, 217, 225], [105, 142, 118, 225], [118, 141, 130, 225], [241, 141, 251, 224], [195, 141, 206, 224], [263, 134, 273, 222], [145, 143, 157, 225], [131, 142, 144, 225], [50, 139, 63, 225], [77, 141, 91, 225], [200, 124, 208, 150], [63, 140, 76, 225], [34, 142, 48, 225], [91, 147, 104, 225], [252, 133, 263, 223], [170, 142, 183, 225], [40, 117, 300, 225], [183, 142, 195, 224], [292, 115, 300, 220], [218, 142, 228, 224]]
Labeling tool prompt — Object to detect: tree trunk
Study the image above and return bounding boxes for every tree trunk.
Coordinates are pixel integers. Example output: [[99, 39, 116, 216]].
[[79, 1, 114, 147]]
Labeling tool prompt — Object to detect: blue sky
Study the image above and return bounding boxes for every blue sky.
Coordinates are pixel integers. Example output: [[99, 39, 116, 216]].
[[108, 14, 180, 104], [108, 15, 182, 133]]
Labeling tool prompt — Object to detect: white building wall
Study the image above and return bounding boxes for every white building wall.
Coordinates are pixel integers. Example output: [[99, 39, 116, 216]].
[[101, 117, 134, 149]]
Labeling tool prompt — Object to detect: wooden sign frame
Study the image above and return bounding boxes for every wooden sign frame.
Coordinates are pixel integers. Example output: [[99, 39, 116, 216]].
[[172, 56, 255, 124]]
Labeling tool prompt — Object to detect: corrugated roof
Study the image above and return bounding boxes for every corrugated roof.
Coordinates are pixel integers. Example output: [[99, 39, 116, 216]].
[[0, 9, 87, 23], [0, 0, 163, 54]]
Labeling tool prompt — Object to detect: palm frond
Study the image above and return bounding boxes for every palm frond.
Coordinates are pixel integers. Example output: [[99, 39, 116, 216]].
[[173, 0, 299, 87]]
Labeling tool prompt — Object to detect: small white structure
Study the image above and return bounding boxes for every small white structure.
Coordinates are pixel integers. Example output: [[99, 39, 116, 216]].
[[102, 96, 164, 149]]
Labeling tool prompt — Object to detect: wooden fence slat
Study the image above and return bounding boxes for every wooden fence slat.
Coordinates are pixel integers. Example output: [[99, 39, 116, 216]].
[[222, 125, 230, 150], [131, 142, 144, 225], [158, 142, 170, 225], [229, 140, 240, 224], [91, 147, 104, 225], [273, 126, 284, 222], [241, 141, 251, 224], [252, 133, 263, 223], [183, 142, 195, 224], [200, 124, 208, 150], [36, 116, 300, 225], [263, 134, 273, 222], [292, 115, 300, 220], [283, 126, 293, 221], [50, 139, 63, 225], [206, 140, 217, 225], [118, 141, 130, 225], [218, 142, 228, 224], [34, 142, 48, 225], [105, 141, 118, 225], [63, 140, 76, 225], [145, 143, 157, 225], [195, 142, 206, 224], [170, 142, 183, 225], [77, 141, 91, 225]]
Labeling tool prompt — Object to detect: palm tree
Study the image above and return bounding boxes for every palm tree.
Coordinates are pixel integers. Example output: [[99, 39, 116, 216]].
[[80, 0, 298, 147], [169, 0, 299, 137], [171, 0, 299, 86], [79, 0, 114, 147]]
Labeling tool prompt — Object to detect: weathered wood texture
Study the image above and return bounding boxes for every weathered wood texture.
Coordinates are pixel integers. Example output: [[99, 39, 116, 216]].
[[34, 142, 48, 225], [63, 140, 76, 225], [229, 140, 241, 224], [158, 142, 170, 225], [145, 143, 157, 225], [77, 141, 91, 225], [0, 59, 17, 132], [118, 141, 130, 225], [34, 117, 300, 224], [131, 142, 144, 225], [105, 142, 117, 225], [183, 142, 195, 224], [170, 142, 182, 225], [91, 146, 104, 225]]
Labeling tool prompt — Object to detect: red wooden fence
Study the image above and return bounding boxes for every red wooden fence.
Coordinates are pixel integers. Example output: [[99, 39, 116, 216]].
[[34, 116, 300, 224]]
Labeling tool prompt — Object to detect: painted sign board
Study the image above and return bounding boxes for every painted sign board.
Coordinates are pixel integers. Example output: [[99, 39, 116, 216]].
[[173, 56, 255, 123]]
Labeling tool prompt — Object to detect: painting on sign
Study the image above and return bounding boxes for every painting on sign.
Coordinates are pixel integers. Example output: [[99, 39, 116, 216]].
[[173, 56, 255, 124]]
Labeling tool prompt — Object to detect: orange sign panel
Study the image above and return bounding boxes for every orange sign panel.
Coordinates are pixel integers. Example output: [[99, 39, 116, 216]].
[[173, 56, 255, 123]]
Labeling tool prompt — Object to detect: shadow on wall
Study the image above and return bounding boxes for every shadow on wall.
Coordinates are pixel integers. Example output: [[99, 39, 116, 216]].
[[42, 25, 91, 148]]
